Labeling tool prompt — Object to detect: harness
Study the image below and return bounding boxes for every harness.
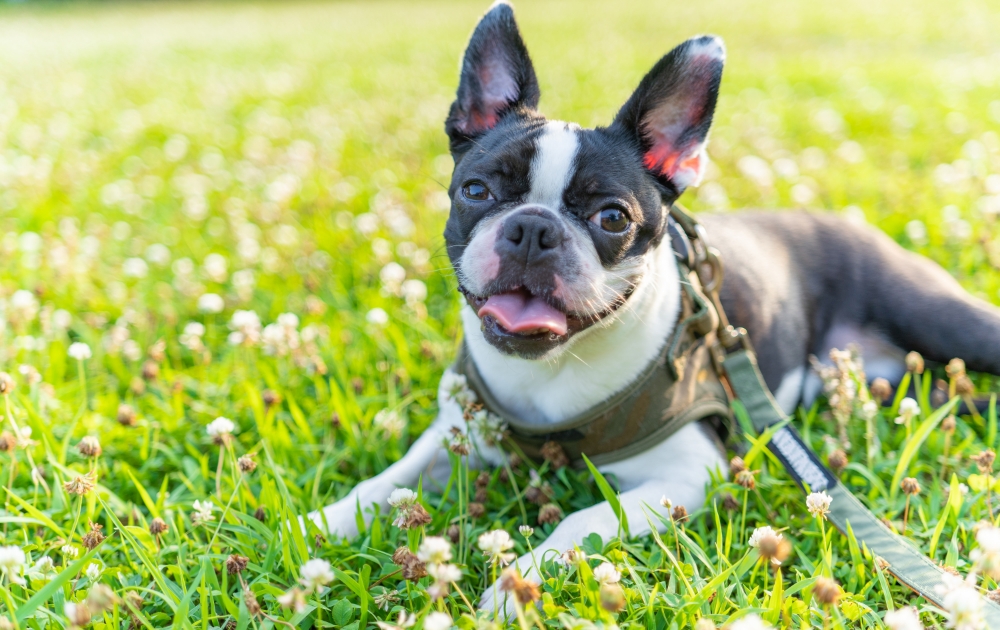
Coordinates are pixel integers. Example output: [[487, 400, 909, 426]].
[[453, 203, 1000, 621]]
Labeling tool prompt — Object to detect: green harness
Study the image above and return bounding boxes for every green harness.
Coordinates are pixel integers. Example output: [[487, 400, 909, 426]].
[[456, 204, 1000, 621]]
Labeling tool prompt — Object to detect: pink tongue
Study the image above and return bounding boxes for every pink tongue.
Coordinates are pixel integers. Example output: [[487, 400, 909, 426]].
[[478, 291, 568, 336]]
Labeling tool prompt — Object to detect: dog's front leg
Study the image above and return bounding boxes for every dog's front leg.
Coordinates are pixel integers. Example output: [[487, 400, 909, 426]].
[[306, 386, 472, 538], [479, 422, 725, 616]]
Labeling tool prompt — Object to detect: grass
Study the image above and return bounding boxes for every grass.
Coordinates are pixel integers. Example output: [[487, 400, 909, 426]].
[[1, 0, 1000, 627]]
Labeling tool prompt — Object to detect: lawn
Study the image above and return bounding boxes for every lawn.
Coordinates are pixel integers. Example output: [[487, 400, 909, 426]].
[[1, 0, 1000, 627]]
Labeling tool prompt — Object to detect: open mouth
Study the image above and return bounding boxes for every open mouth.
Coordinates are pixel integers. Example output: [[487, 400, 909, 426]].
[[461, 285, 634, 340]]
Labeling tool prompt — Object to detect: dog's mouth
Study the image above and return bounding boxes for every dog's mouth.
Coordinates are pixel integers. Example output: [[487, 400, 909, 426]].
[[461, 285, 633, 341]]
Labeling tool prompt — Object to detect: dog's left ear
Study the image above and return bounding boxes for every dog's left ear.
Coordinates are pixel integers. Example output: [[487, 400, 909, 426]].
[[445, 2, 540, 154], [612, 36, 725, 195]]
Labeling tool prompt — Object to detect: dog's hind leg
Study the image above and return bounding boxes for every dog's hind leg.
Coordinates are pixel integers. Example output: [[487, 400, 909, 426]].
[[849, 226, 1000, 375], [478, 422, 725, 616]]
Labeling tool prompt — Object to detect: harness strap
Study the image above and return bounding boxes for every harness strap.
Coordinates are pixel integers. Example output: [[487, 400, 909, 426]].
[[723, 344, 1000, 623]]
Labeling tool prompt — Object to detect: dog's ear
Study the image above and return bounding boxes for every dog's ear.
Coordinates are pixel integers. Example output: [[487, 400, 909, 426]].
[[612, 36, 725, 195], [445, 1, 540, 154]]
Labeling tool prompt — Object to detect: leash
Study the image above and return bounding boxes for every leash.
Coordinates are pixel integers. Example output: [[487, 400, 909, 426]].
[[671, 203, 1000, 622]]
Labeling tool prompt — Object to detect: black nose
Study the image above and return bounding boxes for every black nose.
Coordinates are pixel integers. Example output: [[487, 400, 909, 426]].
[[498, 208, 566, 265]]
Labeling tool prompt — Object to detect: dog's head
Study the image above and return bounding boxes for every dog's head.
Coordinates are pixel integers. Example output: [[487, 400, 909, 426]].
[[444, 2, 724, 359]]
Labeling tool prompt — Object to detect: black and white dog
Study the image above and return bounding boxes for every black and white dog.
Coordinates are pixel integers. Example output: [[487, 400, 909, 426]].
[[311, 1, 1000, 610]]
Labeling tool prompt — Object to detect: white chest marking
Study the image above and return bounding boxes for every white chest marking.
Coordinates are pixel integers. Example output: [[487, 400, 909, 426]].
[[526, 121, 580, 209]]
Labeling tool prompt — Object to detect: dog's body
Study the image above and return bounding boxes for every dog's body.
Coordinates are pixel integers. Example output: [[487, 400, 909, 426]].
[[309, 3, 1000, 612]]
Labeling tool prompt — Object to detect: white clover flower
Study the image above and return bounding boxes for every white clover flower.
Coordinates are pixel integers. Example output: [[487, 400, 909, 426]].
[[25, 556, 55, 582], [806, 491, 833, 520], [299, 558, 334, 593], [729, 614, 774, 630], [884, 607, 923, 630], [593, 562, 621, 585], [197, 293, 225, 314], [374, 409, 405, 438], [366, 307, 389, 326], [660, 496, 672, 509], [387, 488, 417, 508], [0, 545, 26, 585], [192, 500, 215, 524], [519, 525, 534, 538], [206, 416, 236, 438], [203, 253, 228, 283], [68, 342, 92, 361], [862, 399, 879, 419], [478, 530, 515, 566], [895, 397, 920, 425], [228, 309, 262, 346], [468, 409, 506, 448], [971, 524, 1000, 579], [122, 257, 149, 278], [376, 611, 416, 630], [85, 563, 101, 580], [748, 526, 781, 549], [184, 322, 206, 337], [426, 562, 461, 584], [400, 279, 427, 304], [944, 586, 984, 630], [417, 536, 452, 564], [423, 611, 453, 630], [61, 545, 78, 559], [277, 312, 299, 329], [440, 371, 477, 407]]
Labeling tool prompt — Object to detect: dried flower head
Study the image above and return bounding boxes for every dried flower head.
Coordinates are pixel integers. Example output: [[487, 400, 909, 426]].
[[141, 360, 159, 381], [64, 602, 92, 628], [82, 522, 105, 550], [806, 491, 833, 520], [671, 504, 689, 523], [974, 450, 996, 473], [946, 358, 966, 379], [813, 576, 840, 606], [243, 584, 261, 617], [149, 518, 169, 536], [0, 373, 14, 396], [729, 456, 746, 476], [735, 469, 757, 490], [77, 436, 102, 458], [391, 546, 426, 580], [955, 375, 975, 396], [722, 494, 740, 512], [905, 351, 924, 374], [237, 454, 257, 474], [87, 584, 119, 614], [901, 477, 921, 496], [225, 554, 249, 575], [64, 471, 96, 496], [254, 506, 266, 522], [467, 501, 485, 518], [372, 588, 401, 612], [599, 582, 626, 612], [262, 389, 281, 408], [942, 415, 957, 433], [0, 432, 14, 453], [538, 502, 563, 525], [828, 449, 848, 473], [869, 377, 892, 402], [500, 567, 541, 604], [116, 403, 137, 427], [540, 441, 569, 469]]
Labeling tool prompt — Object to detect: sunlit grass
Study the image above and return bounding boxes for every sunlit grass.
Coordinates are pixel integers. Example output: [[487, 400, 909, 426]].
[[1, 0, 1000, 627]]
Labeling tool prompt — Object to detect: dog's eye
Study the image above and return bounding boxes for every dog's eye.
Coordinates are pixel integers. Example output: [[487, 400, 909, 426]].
[[461, 181, 493, 202], [591, 207, 630, 233]]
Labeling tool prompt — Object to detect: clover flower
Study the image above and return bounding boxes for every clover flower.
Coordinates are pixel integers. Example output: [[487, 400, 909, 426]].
[[192, 500, 215, 524], [478, 529, 515, 566], [277, 587, 306, 613], [895, 397, 920, 425], [426, 562, 462, 600], [197, 293, 225, 314], [806, 491, 832, 520], [387, 488, 431, 529], [440, 371, 477, 408], [884, 607, 923, 630], [64, 471, 96, 496], [0, 546, 26, 586], [227, 310, 262, 346], [729, 614, 775, 630], [416, 536, 452, 565], [299, 558, 334, 593], [206, 417, 236, 444], [422, 611, 452, 630], [376, 611, 416, 630], [519, 525, 534, 538], [748, 526, 790, 565], [68, 342, 92, 361], [593, 562, 621, 585], [936, 573, 984, 630], [972, 524, 1000, 579]]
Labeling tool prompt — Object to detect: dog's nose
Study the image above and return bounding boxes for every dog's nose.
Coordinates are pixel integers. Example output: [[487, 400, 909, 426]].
[[498, 207, 565, 265]]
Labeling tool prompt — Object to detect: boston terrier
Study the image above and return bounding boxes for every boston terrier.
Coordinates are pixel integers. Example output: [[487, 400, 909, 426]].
[[310, 1, 1000, 612]]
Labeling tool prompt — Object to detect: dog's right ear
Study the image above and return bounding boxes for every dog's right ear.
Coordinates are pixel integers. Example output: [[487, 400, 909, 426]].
[[445, 2, 540, 154]]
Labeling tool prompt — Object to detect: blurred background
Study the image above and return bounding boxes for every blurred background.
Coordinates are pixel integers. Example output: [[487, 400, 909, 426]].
[[0, 0, 998, 429]]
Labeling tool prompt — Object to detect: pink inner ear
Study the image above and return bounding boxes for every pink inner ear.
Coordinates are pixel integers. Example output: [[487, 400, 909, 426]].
[[459, 55, 519, 134], [643, 143, 703, 178]]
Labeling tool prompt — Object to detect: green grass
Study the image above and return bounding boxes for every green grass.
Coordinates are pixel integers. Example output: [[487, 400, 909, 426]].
[[2, 0, 1000, 627]]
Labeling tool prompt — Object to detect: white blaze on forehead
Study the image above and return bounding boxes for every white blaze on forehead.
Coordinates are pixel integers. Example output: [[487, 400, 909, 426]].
[[526, 120, 580, 209]]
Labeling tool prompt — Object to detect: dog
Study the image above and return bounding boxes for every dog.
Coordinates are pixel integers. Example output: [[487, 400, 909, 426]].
[[309, 1, 1000, 612]]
